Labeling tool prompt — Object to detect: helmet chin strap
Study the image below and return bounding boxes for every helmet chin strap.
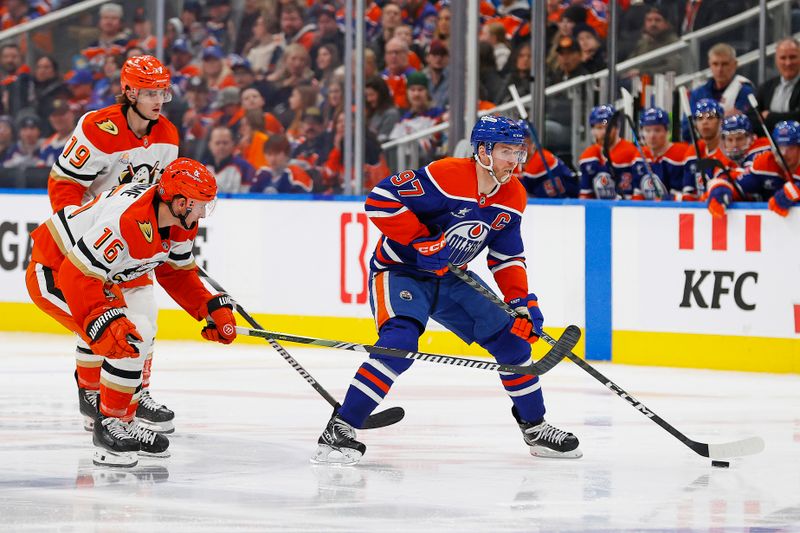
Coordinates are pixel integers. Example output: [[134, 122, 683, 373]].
[[474, 152, 513, 187], [167, 199, 197, 230]]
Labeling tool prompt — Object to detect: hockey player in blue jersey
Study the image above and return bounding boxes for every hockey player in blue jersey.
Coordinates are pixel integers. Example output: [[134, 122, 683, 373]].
[[313, 115, 582, 465], [639, 107, 688, 197]]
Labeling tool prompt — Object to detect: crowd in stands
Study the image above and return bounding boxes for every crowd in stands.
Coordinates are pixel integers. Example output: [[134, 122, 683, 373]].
[[1, 0, 796, 213]]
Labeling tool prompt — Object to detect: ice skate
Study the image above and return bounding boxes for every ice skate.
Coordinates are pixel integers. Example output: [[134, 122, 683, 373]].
[[75, 371, 99, 431], [513, 406, 582, 459], [127, 418, 170, 458], [92, 414, 140, 467], [311, 415, 366, 465], [135, 389, 175, 433]]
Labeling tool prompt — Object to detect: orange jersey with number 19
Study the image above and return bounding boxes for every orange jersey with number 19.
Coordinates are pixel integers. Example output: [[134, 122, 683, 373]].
[[48, 104, 179, 213]]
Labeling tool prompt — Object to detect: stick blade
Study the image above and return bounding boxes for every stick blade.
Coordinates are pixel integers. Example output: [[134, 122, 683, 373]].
[[707, 436, 765, 459], [534, 325, 581, 375], [360, 406, 405, 430]]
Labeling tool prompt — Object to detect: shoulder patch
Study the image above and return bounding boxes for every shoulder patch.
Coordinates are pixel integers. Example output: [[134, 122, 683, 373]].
[[138, 220, 154, 243], [96, 119, 119, 136]]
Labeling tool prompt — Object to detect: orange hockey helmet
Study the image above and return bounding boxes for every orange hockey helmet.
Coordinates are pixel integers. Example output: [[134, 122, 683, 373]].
[[120, 55, 171, 94], [158, 158, 217, 202]]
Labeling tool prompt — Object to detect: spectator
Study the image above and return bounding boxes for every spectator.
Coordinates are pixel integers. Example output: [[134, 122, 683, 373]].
[[81, 3, 129, 71], [66, 69, 94, 117], [365, 75, 400, 143], [1, 0, 46, 30], [0, 116, 15, 165], [292, 107, 328, 172], [280, 84, 319, 143], [205, 0, 236, 52], [211, 86, 243, 131], [201, 46, 236, 94], [314, 43, 342, 97], [244, 15, 282, 76], [478, 41, 505, 104], [5, 114, 44, 168], [204, 125, 255, 192], [230, 55, 273, 101], [423, 40, 449, 110], [480, 22, 512, 73], [625, 6, 681, 76], [434, 5, 451, 45], [128, 9, 158, 55], [546, 6, 585, 73], [320, 77, 344, 131], [393, 25, 425, 71], [267, 43, 314, 108], [276, 4, 316, 53], [546, 36, 590, 85], [311, 4, 344, 60], [180, 0, 203, 34], [32, 55, 68, 128], [237, 108, 269, 170], [89, 55, 124, 111], [40, 99, 75, 167], [0, 43, 32, 116], [364, 48, 379, 80], [399, 0, 438, 42], [240, 86, 284, 135], [168, 38, 201, 95], [250, 133, 313, 193], [234, 0, 264, 55], [754, 37, 800, 133], [181, 76, 215, 155], [165, 17, 184, 49], [382, 37, 416, 109], [575, 25, 605, 74], [689, 43, 754, 117], [389, 71, 444, 162], [370, 1, 403, 71], [497, 0, 530, 19], [503, 42, 532, 100]]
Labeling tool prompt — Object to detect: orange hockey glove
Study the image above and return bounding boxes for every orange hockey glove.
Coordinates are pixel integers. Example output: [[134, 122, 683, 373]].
[[84, 306, 143, 359], [201, 293, 237, 344]]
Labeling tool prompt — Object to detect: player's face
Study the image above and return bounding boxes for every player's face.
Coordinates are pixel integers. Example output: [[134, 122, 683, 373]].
[[591, 123, 616, 145], [722, 132, 751, 159], [131, 88, 172, 119], [779, 144, 800, 169], [173, 197, 216, 228], [696, 115, 720, 140], [489, 142, 527, 181], [642, 125, 667, 150]]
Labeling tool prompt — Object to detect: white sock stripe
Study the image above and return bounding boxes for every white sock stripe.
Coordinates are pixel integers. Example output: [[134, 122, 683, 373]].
[[351, 379, 384, 404], [100, 369, 141, 389], [506, 382, 542, 397], [366, 360, 399, 381]]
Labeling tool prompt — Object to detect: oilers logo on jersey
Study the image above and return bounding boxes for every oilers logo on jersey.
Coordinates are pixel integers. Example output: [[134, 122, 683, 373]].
[[445, 221, 490, 266]]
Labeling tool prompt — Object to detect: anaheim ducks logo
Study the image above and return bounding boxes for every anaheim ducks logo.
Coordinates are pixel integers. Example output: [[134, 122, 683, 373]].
[[118, 161, 160, 185], [138, 220, 154, 243], [96, 119, 119, 135]]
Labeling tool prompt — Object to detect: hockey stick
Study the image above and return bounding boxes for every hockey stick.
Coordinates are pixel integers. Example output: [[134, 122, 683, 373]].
[[679, 86, 725, 193], [447, 264, 765, 460], [619, 88, 668, 200], [507, 84, 561, 194], [747, 93, 793, 178], [197, 267, 404, 430], [235, 324, 580, 376]]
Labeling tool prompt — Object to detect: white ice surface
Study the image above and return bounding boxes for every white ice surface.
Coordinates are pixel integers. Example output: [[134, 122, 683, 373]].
[[1, 332, 798, 532]]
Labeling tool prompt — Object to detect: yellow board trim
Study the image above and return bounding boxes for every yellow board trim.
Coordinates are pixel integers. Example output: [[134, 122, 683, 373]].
[[2, 301, 582, 360], [614, 330, 800, 374]]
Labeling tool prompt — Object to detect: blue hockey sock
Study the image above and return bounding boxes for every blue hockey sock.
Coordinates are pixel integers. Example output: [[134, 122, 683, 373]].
[[337, 317, 420, 428], [481, 326, 546, 423]]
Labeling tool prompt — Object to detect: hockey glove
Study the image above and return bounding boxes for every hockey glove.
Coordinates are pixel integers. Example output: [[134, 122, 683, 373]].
[[84, 306, 142, 359], [768, 181, 800, 217], [707, 186, 732, 219], [507, 293, 544, 344], [411, 230, 450, 276], [201, 293, 237, 344]]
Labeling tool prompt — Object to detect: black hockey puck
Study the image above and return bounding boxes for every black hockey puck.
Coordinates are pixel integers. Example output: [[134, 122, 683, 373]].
[[711, 460, 730, 468]]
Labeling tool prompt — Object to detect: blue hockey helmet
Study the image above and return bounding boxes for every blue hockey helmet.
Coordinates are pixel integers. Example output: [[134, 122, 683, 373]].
[[470, 115, 526, 154], [589, 104, 616, 127], [639, 107, 669, 128], [693, 98, 723, 119], [721, 114, 752, 136], [772, 120, 800, 146]]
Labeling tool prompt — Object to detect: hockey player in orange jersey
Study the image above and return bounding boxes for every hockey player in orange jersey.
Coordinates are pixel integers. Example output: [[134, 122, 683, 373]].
[[26, 158, 237, 467], [47, 55, 181, 435]]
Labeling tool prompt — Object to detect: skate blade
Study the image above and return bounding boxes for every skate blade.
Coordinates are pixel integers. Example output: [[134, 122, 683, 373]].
[[92, 449, 138, 468], [310, 444, 362, 466], [138, 449, 171, 459], [529, 445, 583, 459], [134, 418, 175, 434], [82, 415, 95, 432]]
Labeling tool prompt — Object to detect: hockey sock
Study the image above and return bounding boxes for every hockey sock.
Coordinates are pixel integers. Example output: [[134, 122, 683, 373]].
[[481, 327, 546, 423], [98, 358, 144, 420], [75, 345, 102, 390], [337, 317, 420, 428], [141, 353, 153, 389]]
